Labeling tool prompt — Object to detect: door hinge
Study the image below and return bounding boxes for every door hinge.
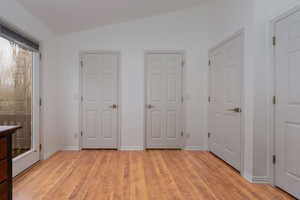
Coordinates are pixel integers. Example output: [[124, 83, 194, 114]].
[[208, 60, 211, 66], [208, 132, 211, 138], [208, 96, 211, 103], [80, 60, 83, 67], [272, 36, 276, 46], [181, 131, 184, 137], [273, 96, 276, 105], [80, 131, 83, 137], [81, 96, 84, 102], [181, 96, 184, 104], [181, 60, 185, 67], [39, 98, 42, 107], [39, 53, 42, 61], [272, 155, 276, 165], [39, 144, 42, 151]]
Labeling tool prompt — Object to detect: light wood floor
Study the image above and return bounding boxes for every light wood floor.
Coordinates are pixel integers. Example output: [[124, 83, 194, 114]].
[[13, 150, 294, 200]]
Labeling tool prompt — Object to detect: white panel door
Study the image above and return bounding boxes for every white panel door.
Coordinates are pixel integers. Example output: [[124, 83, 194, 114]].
[[82, 52, 119, 149], [146, 52, 183, 149], [208, 33, 243, 171], [274, 10, 300, 199]]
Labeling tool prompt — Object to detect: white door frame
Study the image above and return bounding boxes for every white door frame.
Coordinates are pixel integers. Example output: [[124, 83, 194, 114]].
[[143, 50, 186, 150], [12, 51, 40, 176], [208, 29, 245, 176], [79, 50, 122, 150], [269, 4, 300, 186]]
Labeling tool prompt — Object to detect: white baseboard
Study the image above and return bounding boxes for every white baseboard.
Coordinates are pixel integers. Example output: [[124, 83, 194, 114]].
[[61, 146, 81, 151], [242, 172, 253, 183], [61, 146, 145, 151], [119, 146, 145, 151], [184, 146, 205, 151], [252, 176, 272, 184], [43, 152, 52, 160], [43, 149, 60, 160]]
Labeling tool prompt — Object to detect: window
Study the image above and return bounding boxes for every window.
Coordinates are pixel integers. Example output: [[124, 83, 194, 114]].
[[0, 24, 39, 162], [0, 36, 33, 158]]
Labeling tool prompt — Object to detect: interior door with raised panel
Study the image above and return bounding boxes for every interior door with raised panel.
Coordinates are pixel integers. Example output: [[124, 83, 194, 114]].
[[145, 52, 183, 149], [208, 33, 243, 171], [274, 9, 300, 199], [81, 52, 119, 149]]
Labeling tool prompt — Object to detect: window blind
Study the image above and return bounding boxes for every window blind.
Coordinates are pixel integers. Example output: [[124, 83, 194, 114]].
[[0, 23, 39, 51]]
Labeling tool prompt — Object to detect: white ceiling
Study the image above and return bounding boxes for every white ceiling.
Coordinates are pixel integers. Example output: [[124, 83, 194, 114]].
[[16, 0, 206, 35]]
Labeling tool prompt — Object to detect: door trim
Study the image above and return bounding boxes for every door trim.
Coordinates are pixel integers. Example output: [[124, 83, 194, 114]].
[[143, 50, 186, 150], [208, 29, 245, 176], [78, 50, 122, 150], [12, 51, 40, 176], [269, 4, 300, 186]]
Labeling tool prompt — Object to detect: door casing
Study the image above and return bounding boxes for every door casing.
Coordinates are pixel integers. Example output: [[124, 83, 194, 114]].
[[12, 51, 40, 177], [143, 50, 186, 150], [79, 50, 121, 150], [208, 29, 245, 177]]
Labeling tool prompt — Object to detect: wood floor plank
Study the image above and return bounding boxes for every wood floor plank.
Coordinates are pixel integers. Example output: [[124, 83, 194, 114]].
[[164, 151, 216, 200], [82, 151, 115, 200], [160, 151, 208, 200], [13, 150, 295, 200], [143, 151, 167, 200], [150, 151, 184, 200]]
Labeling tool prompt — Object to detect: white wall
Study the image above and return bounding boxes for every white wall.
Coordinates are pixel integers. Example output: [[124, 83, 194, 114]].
[[1, 0, 60, 159], [206, 0, 256, 181], [6, 0, 297, 184], [55, 0, 259, 180], [204, 0, 300, 183], [252, 0, 300, 182], [0, 0, 52, 41], [56, 5, 211, 150], [40, 39, 59, 159]]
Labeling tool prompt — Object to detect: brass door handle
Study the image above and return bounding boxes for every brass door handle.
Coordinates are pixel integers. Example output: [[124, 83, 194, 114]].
[[147, 104, 154, 109], [227, 107, 242, 113], [109, 104, 118, 109]]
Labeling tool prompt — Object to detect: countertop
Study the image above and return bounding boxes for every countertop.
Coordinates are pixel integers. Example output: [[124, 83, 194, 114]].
[[0, 126, 21, 137]]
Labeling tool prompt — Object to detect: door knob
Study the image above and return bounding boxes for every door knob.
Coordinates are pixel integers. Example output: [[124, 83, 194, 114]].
[[147, 104, 154, 109], [227, 107, 242, 113], [109, 104, 118, 109]]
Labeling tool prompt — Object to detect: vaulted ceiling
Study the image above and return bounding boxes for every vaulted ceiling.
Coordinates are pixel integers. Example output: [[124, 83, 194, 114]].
[[16, 0, 206, 35]]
